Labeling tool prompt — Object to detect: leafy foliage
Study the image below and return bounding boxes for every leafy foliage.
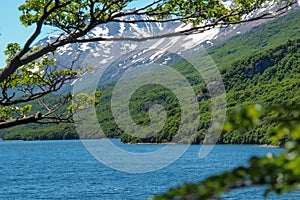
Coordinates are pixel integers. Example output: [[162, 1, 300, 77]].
[[154, 105, 300, 199], [67, 91, 102, 113]]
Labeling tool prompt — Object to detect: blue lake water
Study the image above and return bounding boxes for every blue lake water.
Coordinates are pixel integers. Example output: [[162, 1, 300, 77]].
[[0, 140, 300, 199]]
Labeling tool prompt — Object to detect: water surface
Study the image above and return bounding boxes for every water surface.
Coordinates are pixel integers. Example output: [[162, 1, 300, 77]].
[[0, 140, 299, 199]]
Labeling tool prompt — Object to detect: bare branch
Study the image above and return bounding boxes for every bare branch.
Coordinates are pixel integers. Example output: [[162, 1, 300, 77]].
[[35, 116, 74, 124], [0, 74, 75, 106]]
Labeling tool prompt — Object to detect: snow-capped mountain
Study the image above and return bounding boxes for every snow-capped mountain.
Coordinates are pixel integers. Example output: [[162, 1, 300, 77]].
[[36, 1, 299, 84], [39, 14, 220, 65], [38, 14, 220, 83]]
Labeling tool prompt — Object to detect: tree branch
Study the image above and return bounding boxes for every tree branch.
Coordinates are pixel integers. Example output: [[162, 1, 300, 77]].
[[0, 112, 42, 129]]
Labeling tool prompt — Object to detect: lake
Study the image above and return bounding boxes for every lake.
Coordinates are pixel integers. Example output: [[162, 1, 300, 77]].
[[0, 140, 299, 199]]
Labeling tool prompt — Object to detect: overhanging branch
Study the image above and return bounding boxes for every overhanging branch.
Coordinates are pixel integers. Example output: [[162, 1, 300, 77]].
[[0, 112, 42, 129]]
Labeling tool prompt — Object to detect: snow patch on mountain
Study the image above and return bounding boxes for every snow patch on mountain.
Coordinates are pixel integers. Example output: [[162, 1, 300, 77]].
[[182, 28, 220, 50], [119, 23, 125, 36], [130, 23, 152, 37], [80, 43, 90, 51], [91, 26, 109, 37], [35, 3, 299, 82], [222, 0, 233, 9], [57, 44, 72, 55]]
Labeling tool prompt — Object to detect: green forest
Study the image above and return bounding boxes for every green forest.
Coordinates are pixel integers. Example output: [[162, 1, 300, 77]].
[[2, 9, 300, 145]]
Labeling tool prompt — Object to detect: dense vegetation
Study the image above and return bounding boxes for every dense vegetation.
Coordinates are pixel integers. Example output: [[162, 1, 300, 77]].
[[154, 122, 300, 199], [2, 9, 300, 144], [209, 8, 300, 69], [105, 37, 300, 145], [121, 9, 300, 144], [2, 124, 78, 140]]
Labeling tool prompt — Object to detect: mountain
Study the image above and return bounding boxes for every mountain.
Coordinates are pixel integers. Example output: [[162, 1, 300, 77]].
[[35, 1, 300, 83], [93, 8, 300, 144], [37, 13, 219, 81], [2, 5, 300, 143], [118, 37, 300, 144]]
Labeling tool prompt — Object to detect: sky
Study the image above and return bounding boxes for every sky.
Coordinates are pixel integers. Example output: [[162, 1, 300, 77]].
[[0, 1, 33, 67], [0, 0, 148, 68]]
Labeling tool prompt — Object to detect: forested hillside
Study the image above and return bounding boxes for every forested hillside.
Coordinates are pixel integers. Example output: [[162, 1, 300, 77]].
[[2, 9, 300, 143], [119, 38, 300, 144]]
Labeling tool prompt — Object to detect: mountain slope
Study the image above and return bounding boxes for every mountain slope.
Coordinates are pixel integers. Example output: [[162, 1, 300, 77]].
[[117, 38, 300, 144], [3, 37, 300, 143], [2, 8, 300, 143], [36, 5, 300, 81], [210, 8, 300, 69]]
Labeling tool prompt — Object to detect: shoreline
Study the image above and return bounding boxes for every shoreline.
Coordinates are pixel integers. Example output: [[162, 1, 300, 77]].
[[0, 138, 282, 147], [258, 144, 280, 148]]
